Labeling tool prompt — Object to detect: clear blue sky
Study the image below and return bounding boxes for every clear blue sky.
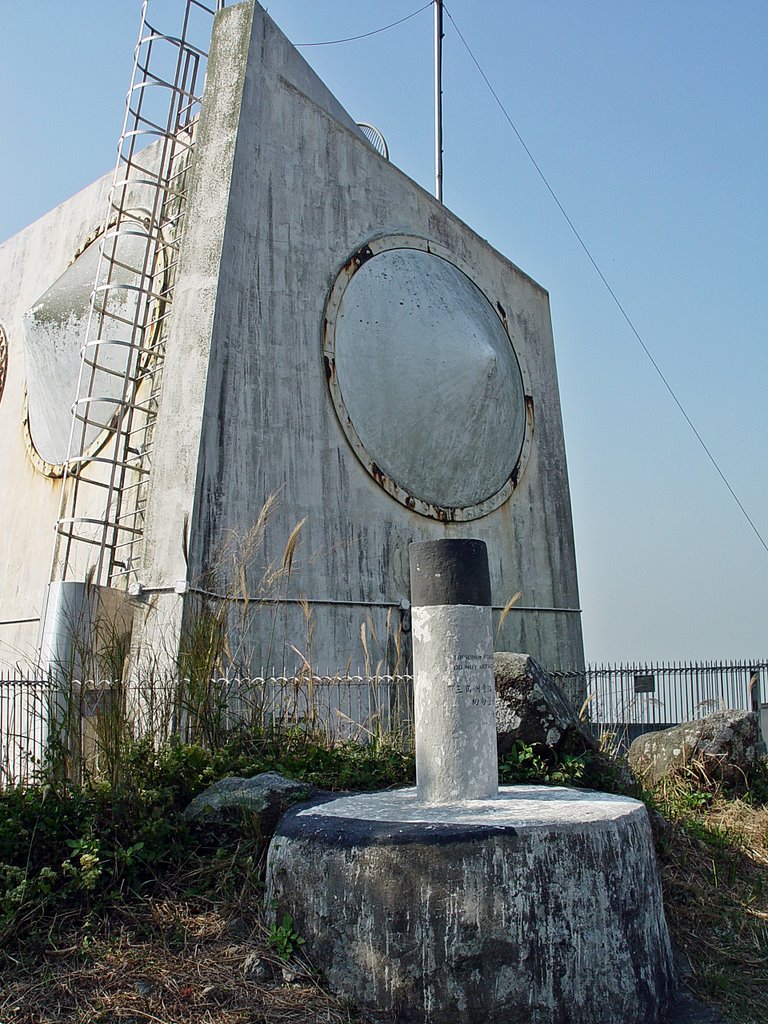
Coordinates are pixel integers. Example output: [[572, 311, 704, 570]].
[[1, 1, 766, 664]]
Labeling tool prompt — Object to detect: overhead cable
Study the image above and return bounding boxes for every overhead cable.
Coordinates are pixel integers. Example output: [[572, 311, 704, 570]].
[[296, 3, 432, 47], [443, 4, 768, 557]]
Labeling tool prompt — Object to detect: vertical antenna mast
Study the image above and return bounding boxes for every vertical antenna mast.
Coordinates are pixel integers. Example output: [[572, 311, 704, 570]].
[[434, 0, 444, 202]]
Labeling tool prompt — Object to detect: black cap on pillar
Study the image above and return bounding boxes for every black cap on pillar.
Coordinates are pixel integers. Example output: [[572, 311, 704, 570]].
[[409, 539, 491, 608]]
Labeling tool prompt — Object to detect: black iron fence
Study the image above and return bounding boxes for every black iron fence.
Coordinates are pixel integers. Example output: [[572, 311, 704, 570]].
[[1, 660, 766, 787]]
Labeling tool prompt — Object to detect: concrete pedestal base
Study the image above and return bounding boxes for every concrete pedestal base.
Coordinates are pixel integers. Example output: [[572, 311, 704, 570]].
[[266, 786, 677, 1024]]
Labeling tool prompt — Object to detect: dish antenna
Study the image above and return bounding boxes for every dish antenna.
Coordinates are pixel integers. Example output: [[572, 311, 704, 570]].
[[357, 122, 390, 159]]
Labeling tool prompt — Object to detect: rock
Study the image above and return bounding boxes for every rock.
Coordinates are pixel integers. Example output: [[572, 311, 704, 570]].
[[494, 652, 597, 758], [243, 951, 273, 983], [281, 964, 303, 985], [184, 771, 315, 833], [648, 809, 670, 844], [226, 915, 251, 940], [627, 709, 761, 787], [673, 944, 695, 980], [662, 990, 729, 1024]]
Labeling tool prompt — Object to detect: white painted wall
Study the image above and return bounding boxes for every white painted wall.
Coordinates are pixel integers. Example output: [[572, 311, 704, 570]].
[[0, 174, 111, 667], [0, 152, 160, 669]]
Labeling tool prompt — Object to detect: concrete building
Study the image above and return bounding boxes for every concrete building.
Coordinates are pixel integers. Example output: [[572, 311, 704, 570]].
[[0, 1, 584, 689]]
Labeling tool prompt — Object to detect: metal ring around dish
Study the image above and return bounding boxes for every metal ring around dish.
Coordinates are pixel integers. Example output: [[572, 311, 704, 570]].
[[323, 235, 534, 522], [21, 213, 167, 479]]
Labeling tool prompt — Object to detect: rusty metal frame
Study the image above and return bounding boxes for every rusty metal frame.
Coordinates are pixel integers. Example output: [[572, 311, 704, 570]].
[[23, 213, 167, 482], [0, 324, 7, 408]]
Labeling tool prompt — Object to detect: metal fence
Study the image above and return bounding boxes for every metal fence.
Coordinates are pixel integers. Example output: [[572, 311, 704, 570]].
[[0, 673, 50, 789], [1, 660, 766, 787], [0, 670, 415, 788], [556, 660, 768, 749]]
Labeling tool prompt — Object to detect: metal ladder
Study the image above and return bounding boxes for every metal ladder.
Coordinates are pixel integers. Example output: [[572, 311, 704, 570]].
[[52, 0, 226, 589]]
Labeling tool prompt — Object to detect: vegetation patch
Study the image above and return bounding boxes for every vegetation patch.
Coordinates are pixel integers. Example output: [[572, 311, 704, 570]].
[[646, 764, 768, 1024], [0, 731, 414, 953], [1, 731, 767, 1023]]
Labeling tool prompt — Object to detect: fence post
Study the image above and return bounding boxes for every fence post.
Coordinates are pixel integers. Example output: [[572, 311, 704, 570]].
[[749, 669, 760, 714]]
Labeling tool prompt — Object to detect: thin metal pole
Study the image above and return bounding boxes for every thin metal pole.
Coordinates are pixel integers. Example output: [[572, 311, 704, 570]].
[[434, 0, 443, 202]]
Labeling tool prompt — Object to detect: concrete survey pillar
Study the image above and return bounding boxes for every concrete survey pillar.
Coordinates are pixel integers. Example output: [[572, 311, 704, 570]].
[[409, 538, 498, 803], [267, 545, 677, 1023]]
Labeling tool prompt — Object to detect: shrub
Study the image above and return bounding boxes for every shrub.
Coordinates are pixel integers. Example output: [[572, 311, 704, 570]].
[[0, 729, 415, 950]]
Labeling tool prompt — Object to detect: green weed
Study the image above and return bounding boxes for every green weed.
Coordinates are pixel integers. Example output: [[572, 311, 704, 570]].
[[0, 728, 415, 952], [268, 912, 305, 960], [497, 740, 613, 790]]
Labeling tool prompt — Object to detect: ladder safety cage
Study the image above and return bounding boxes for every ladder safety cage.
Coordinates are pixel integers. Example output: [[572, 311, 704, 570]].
[[53, 0, 226, 588]]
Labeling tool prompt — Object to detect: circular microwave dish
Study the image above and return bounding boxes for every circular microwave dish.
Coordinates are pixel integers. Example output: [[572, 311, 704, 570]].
[[323, 237, 531, 521]]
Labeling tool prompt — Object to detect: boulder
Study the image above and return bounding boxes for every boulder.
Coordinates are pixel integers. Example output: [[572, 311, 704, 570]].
[[184, 771, 316, 838], [627, 709, 761, 787], [663, 990, 729, 1024], [494, 652, 597, 758]]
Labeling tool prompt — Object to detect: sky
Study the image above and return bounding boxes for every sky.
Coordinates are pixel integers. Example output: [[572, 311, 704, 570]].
[[0, 1, 766, 665]]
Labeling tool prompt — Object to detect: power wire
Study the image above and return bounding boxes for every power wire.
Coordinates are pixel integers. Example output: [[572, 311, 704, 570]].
[[296, 3, 432, 47], [443, 4, 768, 557]]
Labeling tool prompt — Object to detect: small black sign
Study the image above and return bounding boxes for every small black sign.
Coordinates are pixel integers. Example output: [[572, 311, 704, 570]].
[[634, 673, 655, 694]]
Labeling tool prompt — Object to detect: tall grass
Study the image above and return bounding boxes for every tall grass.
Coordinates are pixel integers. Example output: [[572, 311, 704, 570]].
[[14, 498, 413, 790]]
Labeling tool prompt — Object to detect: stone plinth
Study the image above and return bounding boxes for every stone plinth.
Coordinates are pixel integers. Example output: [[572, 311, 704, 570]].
[[265, 785, 676, 1024]]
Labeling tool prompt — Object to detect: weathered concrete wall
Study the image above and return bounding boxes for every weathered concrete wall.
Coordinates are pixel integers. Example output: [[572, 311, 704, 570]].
[[0, 0, 584, 679], [134, 0, 584, 677], [0, 150, 162, 670], [0, 175, 112, 667], [128, 1, 257, 671]]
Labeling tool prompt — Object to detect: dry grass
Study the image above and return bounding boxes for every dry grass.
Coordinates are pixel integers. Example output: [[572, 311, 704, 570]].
[[657, 794, 768, 1024], [0, 894, 367, 1024]]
